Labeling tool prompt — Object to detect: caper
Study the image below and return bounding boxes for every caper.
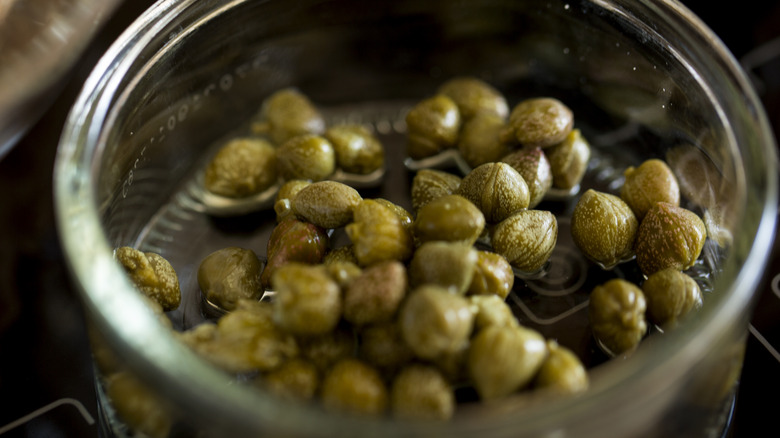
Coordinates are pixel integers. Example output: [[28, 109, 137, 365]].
[[274, 179, 311, 222], [324, 124, 385, 175], [258, 358, 319, 402], [501, 147, 553, 209], [298, 325, 356, 372], [115, 247, 181, 312], [412, 194, 485, 245], [467, 324, 547, 400], [346, 199, 415, 267], [456, 162, 530, 224], [320, 358, 388, 416], [469, 294, 519, 331], [635, 202, 707, 276], [457, 113, 513, 168], [323, 245, 360, 266], [261, 218, 329, 289], [324, 260, 363, 289], [467, 250, 515, 299], [589, 278, 647, 356], [104, 371, 173, 438], [620, 158, 680, 220], [204, 137, 278, 199], [343, 261, 408, 326], [276, 134, 336, 181], [570, 189, 638, 269], [374, 198, 414, 231], [410, 168, 462, 212], [252, 88, 325, 145], [292, 180, 363, 229], [391, 364, 455, 421], [501, 97, 574, 148], [408, 241, 478, 295], [642, 267, 703, 327], [399, 285, 474, 360], [491, 209, 558, 273], [533, 340, 589, 395], [271, 263, 342, 336], [546, 128, 591, 190], [197, 246, 263, 312], [437, 76, 509, 120], [405, 94, 462, 160], [359, 321, 415, 374]]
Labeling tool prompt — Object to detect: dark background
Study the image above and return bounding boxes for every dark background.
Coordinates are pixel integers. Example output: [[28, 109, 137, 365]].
[[0, 1, 778, 436]]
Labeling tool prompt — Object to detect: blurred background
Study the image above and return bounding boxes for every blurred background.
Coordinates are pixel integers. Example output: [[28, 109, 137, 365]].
[[0, 0, 778, 436]]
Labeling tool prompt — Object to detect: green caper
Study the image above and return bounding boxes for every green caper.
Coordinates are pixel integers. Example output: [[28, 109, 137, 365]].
[[271, 263, 342, 336], [258, 358, 319, 402], [374, 198, 414, 231], [292, 180, 363, 229], [324, 124, 385, 175], [469, 294, 519, 331], [405, 94, 462, 160], [261, 217, 329, 289], [252, 88, 325, 145], [501, 147, 553, 208], [437, 76, 509, 120], [642, 267, 703, 327], [324, 260, 363, 289], [635, 202, 707, 276], [467, 324, 548, 400], [276, 134, 336, 181], [343, 261, 407, 326], [298, 325, 356, 372], [491, 209, 558, 273], [467, 250, 515, 299], [104, 371, 173, 438], [456, 162, 530, 224], [533, 340, 589, 395], [412, 194, 485, 245], [589, 279, 647, 356], [570, 189, 638, 269], [408, 241, 478, 295], [457, 113, 513, 168], [323, 245, 360, 266], [204, 137, 278, 199], [359, 321, 415, 374], [620, 158, 681, 220], [391, 364, 455, 421], [346, 199, 415, 267], [502, 97, 574, 148], [546, 128, 591, 190], [115, 247, 181, 312], [410, 168, 462, 212], [197, 246, 263, 312], [274, 179, 311, 222], [320, 358, 388, 416]]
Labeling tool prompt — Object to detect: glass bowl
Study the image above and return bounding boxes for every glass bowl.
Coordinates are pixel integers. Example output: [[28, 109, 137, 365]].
[[53, 0, 778, 437]]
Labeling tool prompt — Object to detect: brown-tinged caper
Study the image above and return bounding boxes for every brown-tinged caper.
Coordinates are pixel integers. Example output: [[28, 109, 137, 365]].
[[467, 324, 547, 400], [391, 364, 455, 421], [261, 217, 329, 288], [276, 134, 336, 181], [359, 321, 415, 373], [620, 158, 680, 220], [437, 76, 509, 120], [343, 261, 407, 326], [413, 194, 485, 245], [252, 88, 325, 145], [546, 128, 591, 190], [570, 189, 638, 269], [104, 371, 173, 438], [399, 285, 474, 360], [533, 340, 589, 395], [197, 246, 262, 312], [298, 325, 356, 372], [320, 358, 388, 416], [642, 267, 703, 327], [501, 147, 553, 208], [635, 202, 707, 276], [271, 263, 342, 336], [258, 358, 319, 402], [469, 294, 519, 331], [491, 209, 558, 273], [408, 241, 478, 295], [467, 250, 515, 299], [115, 247, 181, 312], [589, 278, 647, 356], [346, 199, 415, 267], [457, 113, 513, 168], [324, 124, 385, 175], [292, 180, 363, 229], [274, 179, 311, 222], [502, 97, 574, 148], [405, 94, 462, 160], [410, 168, 462, 212], [456, 162, 530, 223], [204, 137, 278, 198]]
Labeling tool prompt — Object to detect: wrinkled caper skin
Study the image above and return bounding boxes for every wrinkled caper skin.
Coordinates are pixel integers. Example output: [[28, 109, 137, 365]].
[[253, 88, 326, 145], [413, 194, 485, 245], [501, 147, 553, 209], [346, 199, 415, 267], [457, 113, 513, 168], [405, 94, 462, 160], [399, 285, 474, 360], [408, 241, 478, 295], [276, 134, 336, 181], [635, 202, 707, 276], [589, 279, 647, 356], [292, 180, 363, 229], [533, 340, 589, 395], [642, 267, 703, 327], [197, 246, 262, 312], [116, 246, 181, 311], [204, 137, 278, 198], [358, 321, 415, 374], [456, 162, 530, 224], [258, 358, 319, 402], [437, 76, 509, 120], [467, 250, 515, 299], [546, 128, 591, 190], [502, 97, 574, 148], [491, 209, 558, 273], [391, 364, 455, 421], [374, 198, 414, 231], [105, 371, 173, 438], [271, 263, 342, 336], [343, 261, 407, 326], [325, 124, 385, 175], [467, 324, 548, 400], [274, 179, 311, 222], [261, 218, 329, 288], [320, 358, 388, 416], [469, 294, 519, 331], [620, 158, 681, 220], [571, 189, 638, 269], [410, 168, 462, 212]]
